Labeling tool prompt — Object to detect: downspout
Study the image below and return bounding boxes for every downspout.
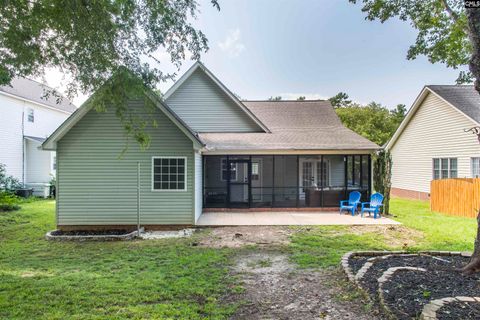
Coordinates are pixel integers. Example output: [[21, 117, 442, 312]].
[[22, 103, 25, 185]]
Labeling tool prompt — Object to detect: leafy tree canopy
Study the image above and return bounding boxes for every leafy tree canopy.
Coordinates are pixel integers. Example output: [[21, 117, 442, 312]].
[[0, 0, 219, 147], [268, 96, 283, 101], [350, 0, 472, 83], [332, 92, 406, 146], [328, 92, 352, 108]]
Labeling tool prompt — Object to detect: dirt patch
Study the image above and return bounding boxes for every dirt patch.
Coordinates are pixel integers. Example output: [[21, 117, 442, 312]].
[[197, 226, 291, 248], [227, 251, 382, 320], [332, 225, 424, 248]]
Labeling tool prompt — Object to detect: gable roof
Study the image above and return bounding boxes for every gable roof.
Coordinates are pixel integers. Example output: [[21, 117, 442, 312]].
[[0, 77, 76, 113], [386, 85, 480, 150], [199, 100, 379, 151], [164, 61, 270, 133], [42, 74, 204, 151]]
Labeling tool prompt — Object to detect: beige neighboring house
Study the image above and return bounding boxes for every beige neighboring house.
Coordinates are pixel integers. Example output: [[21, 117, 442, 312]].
[[386, 85, 480, 200]]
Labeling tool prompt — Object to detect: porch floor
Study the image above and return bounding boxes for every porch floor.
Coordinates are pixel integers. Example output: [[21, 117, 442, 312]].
[[196, 211, 400, 226]]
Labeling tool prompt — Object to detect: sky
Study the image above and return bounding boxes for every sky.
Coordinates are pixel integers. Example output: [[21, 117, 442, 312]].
[[46, 0, 466, 109]]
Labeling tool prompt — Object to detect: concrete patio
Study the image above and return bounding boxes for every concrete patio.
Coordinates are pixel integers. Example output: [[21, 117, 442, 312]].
[[196, 211, 400, 226]]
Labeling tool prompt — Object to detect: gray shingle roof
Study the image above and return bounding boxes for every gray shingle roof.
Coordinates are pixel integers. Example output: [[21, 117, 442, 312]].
[[199, 100, 379, 151], [427, 85, 480, 124], [0, 77, 76, 113]]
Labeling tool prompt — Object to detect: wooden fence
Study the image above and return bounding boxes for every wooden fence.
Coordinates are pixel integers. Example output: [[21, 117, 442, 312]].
[[430, 178, 480, 218]]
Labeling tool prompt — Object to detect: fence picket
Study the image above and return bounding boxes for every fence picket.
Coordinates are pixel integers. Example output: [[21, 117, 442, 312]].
[[430, 178, 479, 218]]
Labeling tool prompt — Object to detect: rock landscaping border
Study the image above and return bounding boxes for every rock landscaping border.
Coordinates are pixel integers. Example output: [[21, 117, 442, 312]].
[[46, 228, 143, 241], [341, 251, 474, 319], [420, 296, 480, 320]]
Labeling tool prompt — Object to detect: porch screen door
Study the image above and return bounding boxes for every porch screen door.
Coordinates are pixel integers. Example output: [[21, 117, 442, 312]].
[[228, 160, 250, 207]]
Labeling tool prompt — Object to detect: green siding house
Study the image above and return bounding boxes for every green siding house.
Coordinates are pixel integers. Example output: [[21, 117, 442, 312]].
[[43, 62, 379, 229]]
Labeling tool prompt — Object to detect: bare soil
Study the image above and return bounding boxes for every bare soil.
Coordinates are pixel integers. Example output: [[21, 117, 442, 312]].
[[226, 251, 383, 320], [197, 226, 292, 248]]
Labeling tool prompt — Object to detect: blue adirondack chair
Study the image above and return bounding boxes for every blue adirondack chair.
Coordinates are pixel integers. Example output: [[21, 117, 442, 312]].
[[361, 193, 384, 219], [340, 191, 361, 216]]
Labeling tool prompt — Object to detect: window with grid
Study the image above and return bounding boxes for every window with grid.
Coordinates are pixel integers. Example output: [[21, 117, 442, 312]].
[[472, 158, 480, 177], [152, 157, 186, 191], [221, 159, 237, 181], [27, 108, 34, 122], [433, 158, 457, 179]]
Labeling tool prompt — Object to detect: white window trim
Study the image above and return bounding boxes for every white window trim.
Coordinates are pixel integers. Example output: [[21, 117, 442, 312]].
[[27, 108, 34, 123], [220, 158, 237, 182], [472, 157, 480, 178], [151, 156, 187, 192], [432, 157, 457, 179]]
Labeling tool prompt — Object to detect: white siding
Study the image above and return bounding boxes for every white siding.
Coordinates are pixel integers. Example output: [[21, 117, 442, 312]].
[[165, 69, 262, 132], [0, 92, 70, 183], [0, 94, 24, 180], [194, 152, 203, 223], [390, 92, 480, 194], [25, 139, 54, 183]]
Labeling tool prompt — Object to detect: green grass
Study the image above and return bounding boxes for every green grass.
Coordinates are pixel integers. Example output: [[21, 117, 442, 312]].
[[390, 197, 477, 252], [290, 197, 477, 268], [0, 200, 236, 319], [0, 197, 477, 318]]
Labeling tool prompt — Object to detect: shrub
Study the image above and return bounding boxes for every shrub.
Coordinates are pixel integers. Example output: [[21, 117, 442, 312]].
[[0, 192, 20, 211]]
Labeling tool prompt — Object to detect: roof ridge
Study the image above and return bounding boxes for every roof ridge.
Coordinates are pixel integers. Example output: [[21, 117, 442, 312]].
[[244, 99, 327, 102]]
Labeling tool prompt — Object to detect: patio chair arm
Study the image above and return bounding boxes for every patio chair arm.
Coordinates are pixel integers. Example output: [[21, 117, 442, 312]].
[[361, 202, 370, 209], [340, 200, 349, 206]]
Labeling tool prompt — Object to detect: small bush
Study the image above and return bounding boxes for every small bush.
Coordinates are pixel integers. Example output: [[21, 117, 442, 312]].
[[0, 192, 20, 211]]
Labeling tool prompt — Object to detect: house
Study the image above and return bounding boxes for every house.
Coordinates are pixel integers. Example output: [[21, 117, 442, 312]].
[[0, 77, 76, 196], [42, 62, 378, 229], [386, 85, 480, 200]]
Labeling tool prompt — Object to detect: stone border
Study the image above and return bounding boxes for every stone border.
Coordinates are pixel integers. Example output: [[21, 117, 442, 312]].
[[46, 228, 143, 241], [341, 251, 474, 319], [377, 267, 427, 319], [420, 296, 480, 320], [341, 251, 472, 283]]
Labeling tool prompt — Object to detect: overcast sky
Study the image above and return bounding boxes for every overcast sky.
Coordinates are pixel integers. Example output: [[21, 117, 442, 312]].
[[46, 0, 466, 109]]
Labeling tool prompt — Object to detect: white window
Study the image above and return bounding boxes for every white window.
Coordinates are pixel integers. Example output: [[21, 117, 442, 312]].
[[152, 157, 186, 191], [27, 108, 34, 122], [221, 158, 237, 181], [433, 158, 457, 179], [52, 156, 57, 170], [251, 162, 260, 181], [472, 158, 480, 177]]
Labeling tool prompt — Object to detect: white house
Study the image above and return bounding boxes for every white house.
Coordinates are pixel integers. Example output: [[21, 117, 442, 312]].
[[386, 85, 480, 200], [0, 77, 76, 196]]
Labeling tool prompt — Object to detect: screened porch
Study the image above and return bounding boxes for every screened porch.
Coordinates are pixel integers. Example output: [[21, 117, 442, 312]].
[[203, 155, 371, 209]]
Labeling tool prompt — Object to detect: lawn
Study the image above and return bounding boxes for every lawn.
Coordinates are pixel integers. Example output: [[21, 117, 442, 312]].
[[289, 197, 477, 268], [0, 197, 477, 319], [0, 200, 237, 320]]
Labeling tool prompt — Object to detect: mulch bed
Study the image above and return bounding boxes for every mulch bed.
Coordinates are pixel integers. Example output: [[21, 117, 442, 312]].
[[50, 229, 131, 236], [436, 301, 480, 320], [348, 255, 370, 274], [347, 253, 480, 320]]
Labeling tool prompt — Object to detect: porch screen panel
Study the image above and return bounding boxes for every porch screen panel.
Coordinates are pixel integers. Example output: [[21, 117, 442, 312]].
[[251, 156, 273, 207], [273, 156, 298, 207], [204, 156, 227, 207], [322, 155, 346, 207], [346, 155, 370, 202]]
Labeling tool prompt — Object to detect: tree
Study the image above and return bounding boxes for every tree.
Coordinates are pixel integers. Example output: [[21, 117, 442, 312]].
[[329, 92, 352, 108], [268, 96, 282, 101], [373, 150, 392, 215], [0, 0, 219, 147], [351, 0, 480, 273], [297, 96, 306, 100], [335, 101, 405, 146]]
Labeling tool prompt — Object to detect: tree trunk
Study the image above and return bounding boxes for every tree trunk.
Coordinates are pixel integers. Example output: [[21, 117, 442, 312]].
[[463, 8, 480, 274], [466, 7, 480, 94], [462, 211, 480, 274]]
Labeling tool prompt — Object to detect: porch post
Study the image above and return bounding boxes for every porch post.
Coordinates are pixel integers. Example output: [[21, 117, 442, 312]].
[[272, 155, 275, 208], [344, 155, 348, 198], [320, 155, 324, 207], [368, 154, 372, 198], [296, 155, 300, 207], [226, 155, 230, 208]]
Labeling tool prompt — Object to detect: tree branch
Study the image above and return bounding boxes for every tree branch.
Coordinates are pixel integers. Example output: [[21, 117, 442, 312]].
[[439, 0, 459, 23]]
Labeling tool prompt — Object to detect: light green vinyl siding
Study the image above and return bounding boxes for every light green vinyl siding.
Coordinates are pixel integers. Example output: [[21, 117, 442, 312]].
[[57, 100, 194, 225], [166, 69, 262, 132]]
